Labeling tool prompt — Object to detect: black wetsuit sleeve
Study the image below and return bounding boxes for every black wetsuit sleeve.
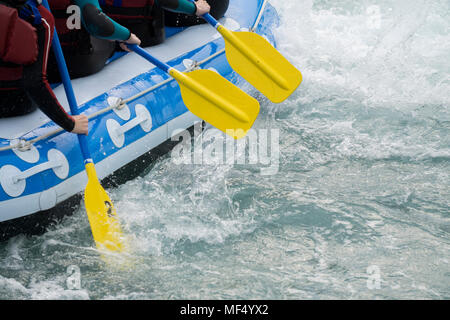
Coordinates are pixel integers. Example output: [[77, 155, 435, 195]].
[[23, 22, 75, 132], [76, 0, 131, 41]]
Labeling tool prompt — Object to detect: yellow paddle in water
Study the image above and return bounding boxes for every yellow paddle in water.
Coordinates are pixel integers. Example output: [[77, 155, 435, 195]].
[[43, 0, 124, 253], [129, 45, 260, 139], [199, 8, 303, 103]]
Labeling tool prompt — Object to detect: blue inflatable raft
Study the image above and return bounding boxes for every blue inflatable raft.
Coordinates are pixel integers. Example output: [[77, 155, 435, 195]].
[[0, 0, 279, 235]]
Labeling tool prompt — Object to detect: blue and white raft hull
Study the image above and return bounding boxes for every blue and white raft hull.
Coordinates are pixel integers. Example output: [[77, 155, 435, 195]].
[[0, 0, 279, 233]]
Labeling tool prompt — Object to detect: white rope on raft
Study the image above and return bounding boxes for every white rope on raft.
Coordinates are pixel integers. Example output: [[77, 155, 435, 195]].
[[0, 0, 269, 153], [252, 0, 269, 32]]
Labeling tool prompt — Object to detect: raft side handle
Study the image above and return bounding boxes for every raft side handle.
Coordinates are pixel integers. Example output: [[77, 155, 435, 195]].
[[0, 149, 69, 198], [108, 97, 130, 120], [12, 149, 69, 183], [106, 104, 152, 148]]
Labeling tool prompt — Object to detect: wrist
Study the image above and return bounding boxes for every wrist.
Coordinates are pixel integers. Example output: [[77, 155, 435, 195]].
[[193, 2, 198, 15], [68, 117, 76, 133]]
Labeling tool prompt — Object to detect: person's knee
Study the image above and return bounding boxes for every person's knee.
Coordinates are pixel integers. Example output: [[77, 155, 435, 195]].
[[208, 0, 229, 19], [0, 91, 35, 117]]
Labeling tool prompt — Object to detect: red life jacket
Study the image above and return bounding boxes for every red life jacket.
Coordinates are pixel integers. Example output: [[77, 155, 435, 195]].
[[47, 0, 93, 53], [0, 2, 41, 88]]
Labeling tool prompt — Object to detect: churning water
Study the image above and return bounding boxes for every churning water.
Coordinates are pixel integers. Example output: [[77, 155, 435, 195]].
[[0, 0, 449, 299]]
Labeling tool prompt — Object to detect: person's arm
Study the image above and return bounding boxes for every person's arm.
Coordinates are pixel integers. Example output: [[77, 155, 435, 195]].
[[25, 14, 74, 132], [22, 52, 91, 134], [23, 63, 75, 132], [23, 8, 87, 134], [23, 58, 89, 134], [73, 0, 131, 41]]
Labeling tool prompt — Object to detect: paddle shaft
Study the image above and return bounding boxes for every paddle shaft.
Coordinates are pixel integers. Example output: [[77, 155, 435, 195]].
[[199, 12, 219, 27], [127, 44, 171, 73], [42, 0, 92, 163], [128, 45, 215, 106]]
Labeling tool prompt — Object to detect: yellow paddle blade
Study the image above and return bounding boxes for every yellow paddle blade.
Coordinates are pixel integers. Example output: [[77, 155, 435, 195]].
[[84, 163, 124, 252], [218, 26, 302, 103], [170, 68, 260, 139]]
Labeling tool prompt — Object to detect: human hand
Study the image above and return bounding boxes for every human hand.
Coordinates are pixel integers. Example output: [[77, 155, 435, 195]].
[[120, 33, 141, 52], [71, 115, 89, 135], [195, 0, 210, 16]]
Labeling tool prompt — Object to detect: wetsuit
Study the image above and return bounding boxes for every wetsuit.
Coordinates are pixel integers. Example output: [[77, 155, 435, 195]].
[[75, 0, 198, 41], [46, 0, 198, 79], [46, 0, 133, 81], [99, 0, 198, 47], [57, 0, 197, 42], [69, 0, 131, 41], [0, 1, 75, 132]]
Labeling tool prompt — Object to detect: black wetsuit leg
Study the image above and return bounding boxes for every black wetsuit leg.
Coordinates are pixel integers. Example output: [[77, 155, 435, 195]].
[[0, 87, 36, 117]]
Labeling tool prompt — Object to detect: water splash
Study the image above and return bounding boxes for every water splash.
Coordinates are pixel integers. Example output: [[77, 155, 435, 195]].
[[1, 0, 449, 299]]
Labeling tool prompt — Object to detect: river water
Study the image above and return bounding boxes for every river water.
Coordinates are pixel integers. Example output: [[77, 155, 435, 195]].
[[0, 0, 449, 299]]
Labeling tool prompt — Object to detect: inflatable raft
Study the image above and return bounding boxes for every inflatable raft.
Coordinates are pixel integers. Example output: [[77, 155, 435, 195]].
[[0, 0, 279, 237]]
